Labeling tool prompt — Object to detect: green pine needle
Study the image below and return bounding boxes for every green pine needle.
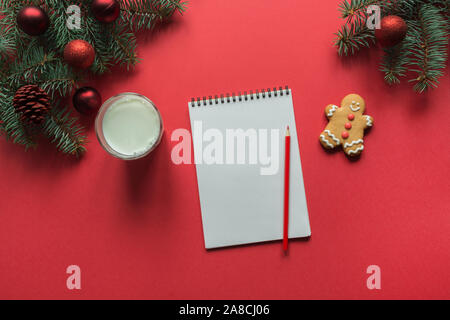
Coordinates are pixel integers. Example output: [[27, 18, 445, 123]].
[[380, 25, 413, 85], [0, 89, 37, 149], [120, 0, 187, 31], [42, 103, 87, 157], [334, 18, 376, 56], [407, 4, 449, 93], [339, 0, 381, 21]]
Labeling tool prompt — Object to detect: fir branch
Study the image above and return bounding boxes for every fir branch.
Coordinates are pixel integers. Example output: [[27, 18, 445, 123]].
[[407, 4, 449, 92], [7, 47, 77, 97], [42, 103, 87, 156], [334, 18, 375, 56], [0, 89, 37, 149], [335, 0, 449, 91], [380, 24, 413, 85], [119, 0, 187, 31], [0, 26, 15, 62], [45, 4, 115, 74], [81, 15, 115, 74], [38, 76, 77, 99], [0, 0, 37, 58], [45, 3, 80, 50], [0, 0, 187, 155], [339, 0, 381, 21], [382, 0, 449, 20], [110, 23, 140, 69], [380, 47, 408, 85], [0, 0, 25, 12]]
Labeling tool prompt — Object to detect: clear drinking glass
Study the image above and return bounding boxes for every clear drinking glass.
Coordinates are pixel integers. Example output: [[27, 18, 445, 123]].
[[95, 92, 164, 160]]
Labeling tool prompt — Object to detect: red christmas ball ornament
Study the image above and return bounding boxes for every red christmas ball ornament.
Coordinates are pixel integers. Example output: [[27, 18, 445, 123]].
[[91, 0, 120, 23], [16, 6, 50, 36], [73, 87, 102, 115], [63, 40, 96, 70], [375, 15, 408, 47]]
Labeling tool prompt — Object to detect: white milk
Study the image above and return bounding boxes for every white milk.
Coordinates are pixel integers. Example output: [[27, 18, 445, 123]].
[[102, 95, 162, 157]]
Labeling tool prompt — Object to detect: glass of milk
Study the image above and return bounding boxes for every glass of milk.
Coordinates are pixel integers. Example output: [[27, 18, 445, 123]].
[[95, 93, 163, 160]]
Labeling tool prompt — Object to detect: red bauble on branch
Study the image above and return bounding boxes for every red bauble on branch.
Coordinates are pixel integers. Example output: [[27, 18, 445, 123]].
[[375, 15, 408, 48], [73, 87, 102, 115], [16, 6, 50, 36], [91, 0, 121, 23], [63, 40, 96, 70]]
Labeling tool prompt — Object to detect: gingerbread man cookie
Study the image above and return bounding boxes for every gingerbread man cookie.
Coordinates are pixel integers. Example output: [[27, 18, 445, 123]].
[[319, 94, 373, 157]]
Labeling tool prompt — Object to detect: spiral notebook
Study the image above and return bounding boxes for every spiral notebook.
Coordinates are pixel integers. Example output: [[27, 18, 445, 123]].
[[188, 86, 311, 249]]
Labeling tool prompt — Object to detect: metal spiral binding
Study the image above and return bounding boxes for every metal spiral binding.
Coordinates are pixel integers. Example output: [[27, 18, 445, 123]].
[[190, 85, 290, 107]]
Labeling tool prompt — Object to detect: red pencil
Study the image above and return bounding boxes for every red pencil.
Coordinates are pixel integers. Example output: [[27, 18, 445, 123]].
[[283, 126, 291, 251]]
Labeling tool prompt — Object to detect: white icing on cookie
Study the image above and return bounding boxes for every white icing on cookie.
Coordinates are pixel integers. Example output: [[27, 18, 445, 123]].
[[344, 139, 363, 148], [347, 145, 364, 155], [350, 105, 360, 112], [325, 130, 340, 145], [364, 115, 373, 127], [327, 105, 338, 117], [320, 134, 334, 148]]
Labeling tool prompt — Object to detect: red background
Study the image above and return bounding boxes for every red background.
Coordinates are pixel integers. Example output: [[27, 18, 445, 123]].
[[1, 0, 449, 299]]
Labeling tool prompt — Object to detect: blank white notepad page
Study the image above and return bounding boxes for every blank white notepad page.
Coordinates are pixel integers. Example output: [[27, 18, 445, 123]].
[[188, 88, 311, 249]]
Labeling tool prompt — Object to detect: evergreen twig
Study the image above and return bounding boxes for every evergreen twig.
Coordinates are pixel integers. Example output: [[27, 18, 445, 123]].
[[339, 0, 381, 21], [380, 23, 413, 84], [335, 0, 449, 92], [42, 102, 87, 156], [0, 89, 37, 149], [334, 18, 376, 56], [408, 4, 449, 92], [119, 0, 187, 30]]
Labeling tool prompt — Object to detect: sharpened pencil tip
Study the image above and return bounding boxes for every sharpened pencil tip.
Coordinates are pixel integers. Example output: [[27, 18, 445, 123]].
[[286, 126, 290, 136]]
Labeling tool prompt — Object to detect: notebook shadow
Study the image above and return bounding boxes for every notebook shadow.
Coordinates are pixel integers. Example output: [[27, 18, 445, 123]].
[[207, 236, 311, 254]]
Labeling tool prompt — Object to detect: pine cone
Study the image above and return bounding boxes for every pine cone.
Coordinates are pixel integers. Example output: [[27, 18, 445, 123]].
[[13, 85, 51, 125]]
